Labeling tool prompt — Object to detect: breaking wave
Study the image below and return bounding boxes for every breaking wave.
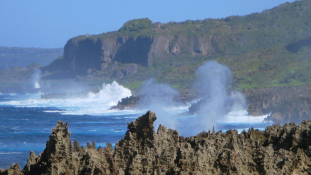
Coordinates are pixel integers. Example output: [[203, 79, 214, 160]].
[[0, 81, 134, 115]]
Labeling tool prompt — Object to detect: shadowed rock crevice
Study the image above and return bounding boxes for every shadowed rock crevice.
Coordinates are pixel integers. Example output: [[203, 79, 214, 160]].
[[286, 36, 311, 53], [114, 37, 153, 67]]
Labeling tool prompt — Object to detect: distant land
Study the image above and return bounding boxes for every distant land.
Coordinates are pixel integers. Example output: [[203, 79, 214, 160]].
[[41, 0, 311, 91], [0, 46, 63, 69], [2, 1, 311, 173], [0, 0, 311, 123]]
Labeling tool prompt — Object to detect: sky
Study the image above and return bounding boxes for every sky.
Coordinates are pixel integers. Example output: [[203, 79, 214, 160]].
[[0, 0, 296, 48]]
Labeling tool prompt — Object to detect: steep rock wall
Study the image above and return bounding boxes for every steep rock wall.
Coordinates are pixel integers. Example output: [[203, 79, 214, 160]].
[[48, 34, 221, 74], [244, 85, 311, 123]]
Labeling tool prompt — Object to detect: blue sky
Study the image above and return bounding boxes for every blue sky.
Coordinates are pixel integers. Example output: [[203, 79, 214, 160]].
[[0, 0, 295, 48]]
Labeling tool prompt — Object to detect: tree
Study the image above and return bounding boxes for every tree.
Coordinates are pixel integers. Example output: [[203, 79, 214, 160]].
[[119, 18, 152, 32]]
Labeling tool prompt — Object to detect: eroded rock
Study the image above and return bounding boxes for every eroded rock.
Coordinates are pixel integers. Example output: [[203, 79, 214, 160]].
[[3, 111, 311, 174], [244, 85, 311, 123]]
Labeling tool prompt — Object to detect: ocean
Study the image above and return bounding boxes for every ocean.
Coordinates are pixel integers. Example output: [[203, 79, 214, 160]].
[[0, 82, 272, 169]]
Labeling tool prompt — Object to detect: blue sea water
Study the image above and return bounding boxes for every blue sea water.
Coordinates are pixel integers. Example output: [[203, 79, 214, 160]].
[[0, 93, 140, 169], [0, 86, 272, 169]]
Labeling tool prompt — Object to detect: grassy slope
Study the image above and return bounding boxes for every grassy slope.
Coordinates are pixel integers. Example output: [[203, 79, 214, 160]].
[[65, 0, 311, 92], [2, 1, 311, 93]]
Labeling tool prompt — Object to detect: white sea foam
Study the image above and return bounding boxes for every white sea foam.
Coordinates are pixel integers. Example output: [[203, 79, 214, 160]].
[[0, 80, 271, 134], [34, 82, 40, 89], [176, 110, 268, 124], [0, 152, 22, 154], [222, 110, 269, 124], [43, 110, 64, 113], [0, 81, 132, 116]]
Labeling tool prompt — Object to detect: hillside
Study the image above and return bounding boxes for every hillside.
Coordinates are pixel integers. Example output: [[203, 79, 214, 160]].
[[42, 0, 311, 91], [0, 46, 63, 69]]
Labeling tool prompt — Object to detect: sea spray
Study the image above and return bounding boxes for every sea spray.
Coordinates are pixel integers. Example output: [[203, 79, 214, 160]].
[[135, 61, 247, 136], [229, 91, 247, 111], [88, 81, 131, 103], [0, 81, 133, 115], [51, 81, 132, 115], [31, 68, 41, 89], [183, 61, 249, 135], [137, 79, 181, 129]]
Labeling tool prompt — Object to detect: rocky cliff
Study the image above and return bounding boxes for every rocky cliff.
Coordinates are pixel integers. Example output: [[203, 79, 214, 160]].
[[244, 85, 311, 123], [45, 35, 220, 74], [3, 111, 311, 174], [44, 0, 311, 75]]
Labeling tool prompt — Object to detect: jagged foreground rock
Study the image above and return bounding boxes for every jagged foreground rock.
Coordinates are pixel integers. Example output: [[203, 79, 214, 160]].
[[2, 111, 311, 174]]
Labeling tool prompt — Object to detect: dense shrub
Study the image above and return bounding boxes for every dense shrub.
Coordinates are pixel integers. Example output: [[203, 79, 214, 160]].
[[119, 18, 152, 32]]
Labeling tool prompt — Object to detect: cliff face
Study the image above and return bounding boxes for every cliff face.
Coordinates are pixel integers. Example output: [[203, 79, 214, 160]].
[[3, 111, 311, 174], [47, 35, 220, 73], [244, 85, 311, 123]]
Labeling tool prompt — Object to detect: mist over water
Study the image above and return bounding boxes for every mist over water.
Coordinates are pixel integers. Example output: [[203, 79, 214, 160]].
[[229, 91, 247, 111], [0, 63, 270, 168], [185, 61, 249, 135], [31, 68, 41, 89], [190, 61, 233, 132], [137, 79, 181, 129], [137, 61, 249, 136]]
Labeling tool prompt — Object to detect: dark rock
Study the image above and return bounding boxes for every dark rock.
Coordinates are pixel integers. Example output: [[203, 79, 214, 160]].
[[5, 111, 311, 174], [0, 163, 23, 175], [122, 64, 137, 76], [23, 121, 75, 175], [244, 85, 311, 123], [109, 61, 118, 70], [110, 95, 140, 110], [110, 90, 194, 111], [113, 70, 124, 79]]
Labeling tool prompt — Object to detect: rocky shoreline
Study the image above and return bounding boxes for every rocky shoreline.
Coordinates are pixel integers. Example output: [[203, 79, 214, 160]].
[[2, 111, 311, 174], [244, 85, 311, 123], [111, 85, 311, 124]]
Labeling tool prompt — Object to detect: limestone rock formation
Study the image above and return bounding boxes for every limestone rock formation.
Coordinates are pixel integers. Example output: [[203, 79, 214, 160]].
[[0, 163, 23, 175], [110, 90, 195, 110], [244, 85, 311, 123], [110, 95, 140, 110], [3, 111, 311, 174], [23, 121, 75, 175], [44, 35, 220, 73]]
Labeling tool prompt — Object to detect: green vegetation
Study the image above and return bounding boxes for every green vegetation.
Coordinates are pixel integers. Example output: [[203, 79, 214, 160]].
[[218, 45, 311, 89], [119, 18, 152, 32], [75, 0, 311, 47], [3, 0, 311, 93], [56, 0, 311, 92]]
